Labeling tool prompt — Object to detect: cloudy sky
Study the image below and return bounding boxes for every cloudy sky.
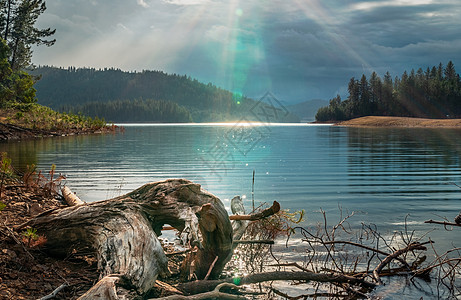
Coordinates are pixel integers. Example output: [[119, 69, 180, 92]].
[[33, 0, 461, 104]]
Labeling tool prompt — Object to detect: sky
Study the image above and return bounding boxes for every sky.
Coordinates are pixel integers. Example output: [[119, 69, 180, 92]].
[[32, 0, 461, 104]]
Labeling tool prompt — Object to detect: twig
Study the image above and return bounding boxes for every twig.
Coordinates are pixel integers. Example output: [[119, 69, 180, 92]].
[[414, 258, 461, 277], [204, 256, 219, 280], [308, 240, 410, 268], [251, 169, 255, 211], [268, 262, 313, 273], [4, 224, 34, 260], [39, 283, 68, 300]]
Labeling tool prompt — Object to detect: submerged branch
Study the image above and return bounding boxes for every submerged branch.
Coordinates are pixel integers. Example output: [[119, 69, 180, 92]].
[[373, 241, 429, 284], [424, 219, 461, 228], [177, 270, 376, 295]]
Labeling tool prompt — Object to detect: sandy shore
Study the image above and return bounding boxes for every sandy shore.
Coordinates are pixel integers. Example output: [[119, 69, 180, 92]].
[[335, 116, 461, 128]]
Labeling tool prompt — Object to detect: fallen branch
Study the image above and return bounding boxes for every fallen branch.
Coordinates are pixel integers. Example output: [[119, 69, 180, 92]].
[[204, 256, 219, 280], [229, 201, 280, 221], [424, 219, 461, 227], [177, 270, 376, 295], [61, 186, 85, 206], [233, 239, 274, 245], [414, 257, 461, 277], [39, 283, 68, 300], [373, 241, 429, 284], [310, 240, 410, 268], [153, 282, 246, 300], [4, 224, 34, 260], [268, 262, 313, 273]]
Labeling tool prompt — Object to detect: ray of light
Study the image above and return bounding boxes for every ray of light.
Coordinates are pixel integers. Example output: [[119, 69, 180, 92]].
[[292, 0, 373, 73]]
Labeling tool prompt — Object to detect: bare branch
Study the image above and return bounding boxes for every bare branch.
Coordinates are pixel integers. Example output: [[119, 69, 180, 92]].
[[153, 282, 246, 300], [229, 201, 280, 221], [177, 270, 376, 295], [425, 219, 461, 228], [373, 241, 430, 284]]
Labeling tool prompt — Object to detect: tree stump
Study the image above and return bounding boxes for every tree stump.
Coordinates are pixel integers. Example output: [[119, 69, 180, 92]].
[[22, 179, 233, 297]]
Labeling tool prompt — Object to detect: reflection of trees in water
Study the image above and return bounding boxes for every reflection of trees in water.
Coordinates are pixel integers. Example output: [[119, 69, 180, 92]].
[[0, 140, 40, 172], [345, 127, 461, 196], [346, 127, 461, 169], [0, 134, 115, 172]]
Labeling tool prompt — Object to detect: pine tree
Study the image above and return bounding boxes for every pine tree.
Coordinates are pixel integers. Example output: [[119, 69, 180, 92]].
[[0, 0, 54, 70]]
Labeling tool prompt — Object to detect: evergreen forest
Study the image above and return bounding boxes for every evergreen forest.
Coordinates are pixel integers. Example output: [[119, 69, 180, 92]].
[[32, 66, 300, 123], [316, 61, 461, 121]]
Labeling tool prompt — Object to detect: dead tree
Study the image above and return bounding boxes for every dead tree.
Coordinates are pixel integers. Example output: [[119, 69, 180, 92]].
[[20, 179, 233, 298]]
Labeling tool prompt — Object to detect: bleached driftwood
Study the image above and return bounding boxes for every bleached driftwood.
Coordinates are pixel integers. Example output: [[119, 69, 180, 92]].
[[61, 186, 85, 206], [22, 179, 233, 298]]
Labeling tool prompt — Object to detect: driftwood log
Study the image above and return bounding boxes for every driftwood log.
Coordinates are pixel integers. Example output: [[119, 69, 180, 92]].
[[21, 179, 233, 298]]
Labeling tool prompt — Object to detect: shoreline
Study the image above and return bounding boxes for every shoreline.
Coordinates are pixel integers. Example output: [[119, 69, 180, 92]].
[[0, 122, 118, 141], [334, 116, 461, 128]]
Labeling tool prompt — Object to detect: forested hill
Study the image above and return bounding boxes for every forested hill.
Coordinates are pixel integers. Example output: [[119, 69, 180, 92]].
[[316, 61, 461, 122], [31, 66, 299, 123]]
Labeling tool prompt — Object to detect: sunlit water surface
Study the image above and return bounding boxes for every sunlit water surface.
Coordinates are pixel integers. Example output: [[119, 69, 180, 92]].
[[2, 123, 461, 299]]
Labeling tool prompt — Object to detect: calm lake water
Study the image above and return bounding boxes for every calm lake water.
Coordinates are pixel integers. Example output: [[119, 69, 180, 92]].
[[2, 123, 461, 297]]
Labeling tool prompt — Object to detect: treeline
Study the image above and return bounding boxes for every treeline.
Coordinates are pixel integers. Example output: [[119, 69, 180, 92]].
[[31, 66, 247, 122], [316, 61, 461, 121], [61, 99, 193, 123], [32, 66, 299, 122]]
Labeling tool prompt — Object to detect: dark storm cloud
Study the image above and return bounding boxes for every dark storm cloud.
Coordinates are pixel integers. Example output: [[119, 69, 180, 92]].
[[32, 0, 461, 103]]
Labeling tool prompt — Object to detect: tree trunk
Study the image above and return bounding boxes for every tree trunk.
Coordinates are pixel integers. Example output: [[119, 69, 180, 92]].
[[21, 179, 233, 297]]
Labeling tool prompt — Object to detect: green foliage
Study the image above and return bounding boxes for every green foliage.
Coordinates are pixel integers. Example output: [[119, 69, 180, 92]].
[[0, 0, 55, 71], [0, 37, 36, 106], [316, 61, 461, 121], [22, 227, 38, 240], [32, 66, 299, 123], [0, 201, 5, 211], [63, 98, 193, 123], [3, 102, 108, 131], [1, 151, 12, 175], [1, 152, 16, 198]]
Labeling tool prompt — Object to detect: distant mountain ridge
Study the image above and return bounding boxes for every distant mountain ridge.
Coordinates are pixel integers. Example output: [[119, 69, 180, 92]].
[[287, 99, 329, 122], [31, 66, 299, 123]]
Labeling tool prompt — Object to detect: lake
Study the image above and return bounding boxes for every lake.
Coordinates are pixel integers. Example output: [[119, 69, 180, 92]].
[[2, 123, 461, 297], [3, 124, 461, 225]]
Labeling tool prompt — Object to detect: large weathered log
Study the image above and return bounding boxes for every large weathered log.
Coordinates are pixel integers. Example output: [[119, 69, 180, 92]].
[[22, 179, 233, 297]]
